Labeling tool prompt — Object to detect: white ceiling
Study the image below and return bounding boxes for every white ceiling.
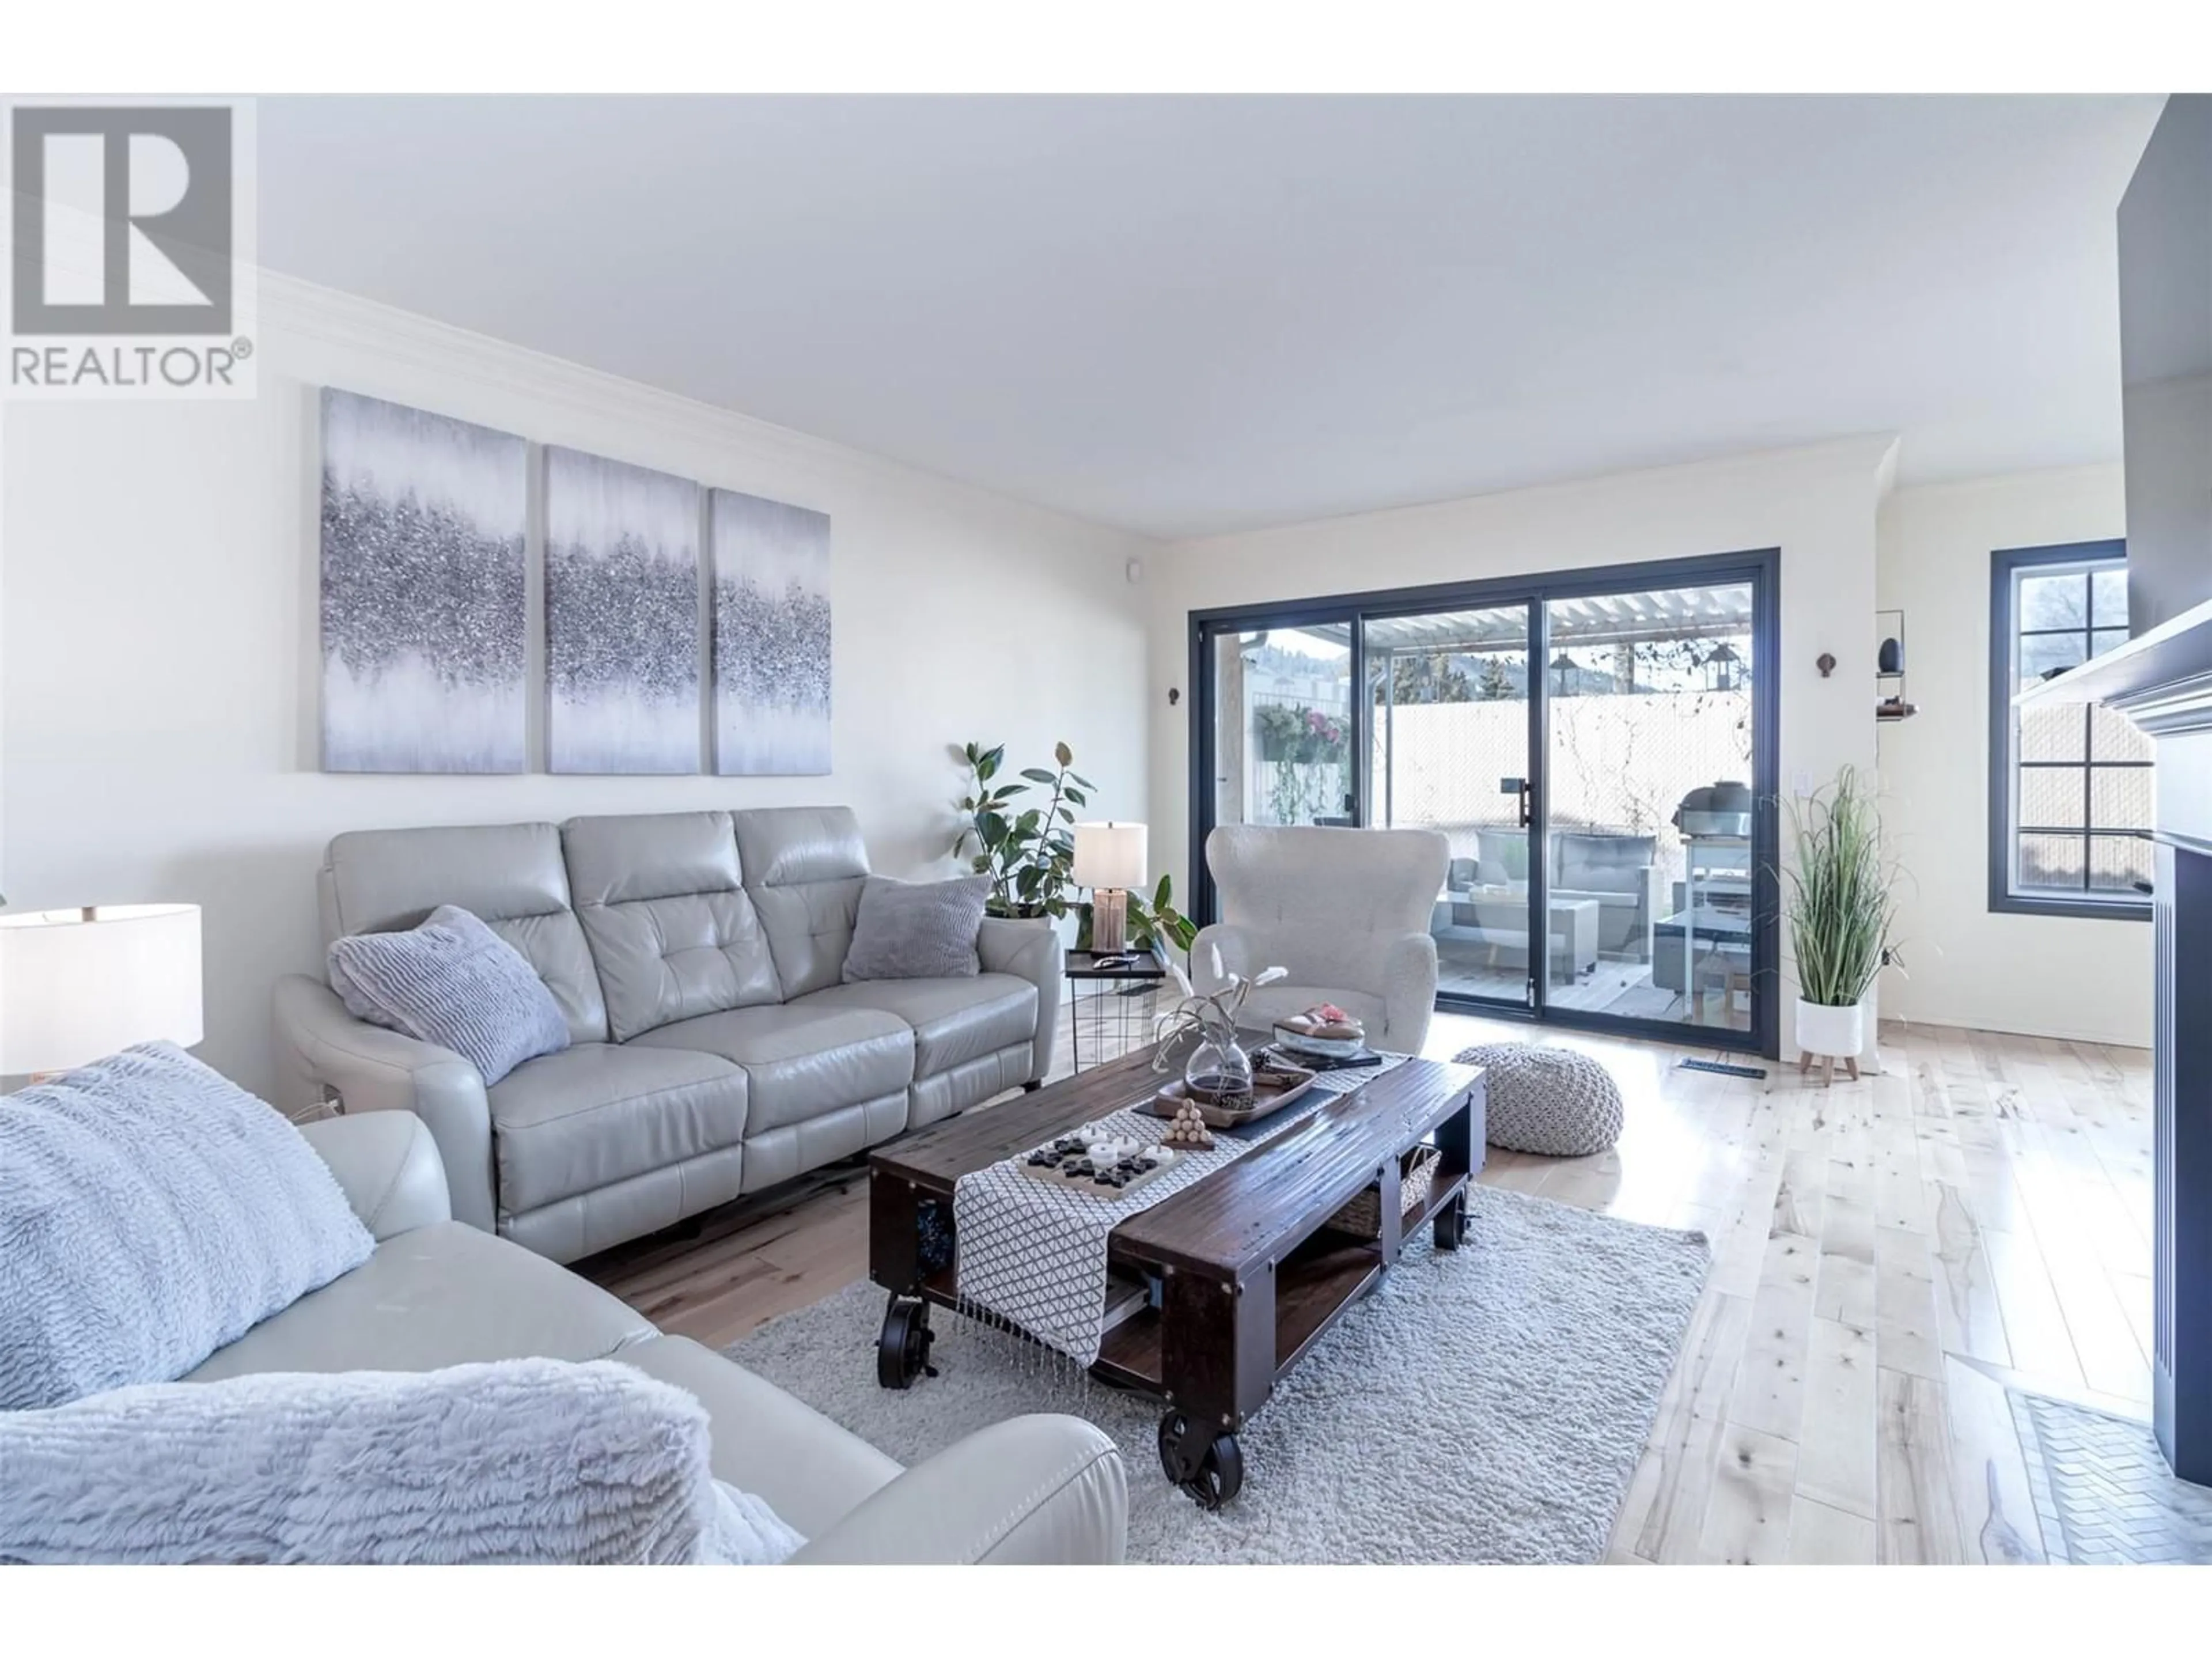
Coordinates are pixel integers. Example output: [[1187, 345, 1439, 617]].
[[259, 95, 2164, 540]]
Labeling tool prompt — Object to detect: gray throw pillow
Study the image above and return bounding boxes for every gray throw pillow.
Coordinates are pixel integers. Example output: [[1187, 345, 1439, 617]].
[[842, 875, 990, 982], [327, 904, 569, 1085], [0, 1043, 375, 1411], [0, 1358, 806, 1565]]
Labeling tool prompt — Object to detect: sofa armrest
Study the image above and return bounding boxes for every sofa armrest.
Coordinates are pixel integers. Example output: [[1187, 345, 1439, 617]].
[[271, 974, 498, 1233], [296, 1111, 452, 1241], [1189, 922, 1257, 991], [787, 1414, 1126, 1565], [1378, 931, 1440, 1055], [978, 917, 1062, 1082]]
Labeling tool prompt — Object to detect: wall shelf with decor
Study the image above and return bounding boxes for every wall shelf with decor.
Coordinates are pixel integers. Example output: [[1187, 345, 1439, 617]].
[[1874, 607, 1918, 722]]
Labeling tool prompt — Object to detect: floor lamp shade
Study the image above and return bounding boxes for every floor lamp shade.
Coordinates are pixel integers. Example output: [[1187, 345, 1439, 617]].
[[0, 904, 204, 1075], [1073, 823, 1147, 952]]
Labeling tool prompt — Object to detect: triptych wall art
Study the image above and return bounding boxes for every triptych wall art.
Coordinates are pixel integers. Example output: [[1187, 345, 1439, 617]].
[[319, 389, 530, 773], [711, 488, 833, 777], [544, 448, 701, 775], [316, 388, 832, 777]]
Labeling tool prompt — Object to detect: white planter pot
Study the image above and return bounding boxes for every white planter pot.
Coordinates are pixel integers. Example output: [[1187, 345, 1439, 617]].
[[1795, 997, 1865, 1059]]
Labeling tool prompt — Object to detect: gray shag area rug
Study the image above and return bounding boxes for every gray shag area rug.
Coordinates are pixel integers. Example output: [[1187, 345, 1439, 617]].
[[727, 1185, 1709, 1563]]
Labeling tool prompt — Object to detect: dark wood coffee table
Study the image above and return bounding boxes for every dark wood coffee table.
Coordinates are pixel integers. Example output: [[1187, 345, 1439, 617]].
[[868, 1044, 1486, 1507]]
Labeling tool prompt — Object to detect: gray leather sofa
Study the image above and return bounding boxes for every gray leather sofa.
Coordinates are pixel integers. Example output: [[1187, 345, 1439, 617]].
[[198, 1108, 1125, 1563], [274, 807, 1060, 1263]]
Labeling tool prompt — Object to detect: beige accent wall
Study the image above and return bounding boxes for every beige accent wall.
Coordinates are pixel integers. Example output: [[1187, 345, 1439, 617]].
[[1876, 464, 2151, 1047]]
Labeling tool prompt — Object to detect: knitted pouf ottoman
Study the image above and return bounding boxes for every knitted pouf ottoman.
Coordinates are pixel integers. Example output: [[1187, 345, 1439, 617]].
[[1454, 1041, 1625, 1156]]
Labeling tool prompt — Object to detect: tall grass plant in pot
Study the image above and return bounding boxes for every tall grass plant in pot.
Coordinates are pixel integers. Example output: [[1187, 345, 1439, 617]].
[[1784, 766, 1899, 1078]]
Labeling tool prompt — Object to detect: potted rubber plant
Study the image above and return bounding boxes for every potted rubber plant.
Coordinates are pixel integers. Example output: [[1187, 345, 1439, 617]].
[[952, 740, 1088, 921], [1783, 765, 1899, 1072]]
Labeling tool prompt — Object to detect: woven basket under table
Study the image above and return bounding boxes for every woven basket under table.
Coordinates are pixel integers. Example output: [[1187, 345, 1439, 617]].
[[1327, 1143, 1442, 1240]]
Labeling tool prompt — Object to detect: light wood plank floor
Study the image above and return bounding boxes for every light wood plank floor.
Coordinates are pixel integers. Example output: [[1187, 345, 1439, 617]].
[[578, 1006, 2156, 1565]]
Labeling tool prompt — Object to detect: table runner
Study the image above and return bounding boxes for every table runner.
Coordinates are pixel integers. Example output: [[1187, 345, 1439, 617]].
[[951, 1059, 1404, 1367]]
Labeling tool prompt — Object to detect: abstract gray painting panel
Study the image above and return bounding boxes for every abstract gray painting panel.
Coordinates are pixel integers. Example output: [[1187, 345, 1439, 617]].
[[546, 447, 702, 774], [319, 389, 528, 773], [711, 488, 831, 776]]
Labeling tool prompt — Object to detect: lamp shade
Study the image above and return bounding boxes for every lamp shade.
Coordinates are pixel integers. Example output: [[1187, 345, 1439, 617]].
[[1071, 822, 1147, 892], [0, 903, 204, 1075]]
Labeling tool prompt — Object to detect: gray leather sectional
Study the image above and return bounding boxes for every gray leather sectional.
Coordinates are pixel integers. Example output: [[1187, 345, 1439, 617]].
[[274, 806, 1059, 1263], [196, 1108, 1126, 1562]]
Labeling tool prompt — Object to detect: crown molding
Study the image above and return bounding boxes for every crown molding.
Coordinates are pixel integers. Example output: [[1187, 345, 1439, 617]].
[[256, 270, 1153, 546], [1165, 433, 1903, 552], [1886, 459, 2125, 504]]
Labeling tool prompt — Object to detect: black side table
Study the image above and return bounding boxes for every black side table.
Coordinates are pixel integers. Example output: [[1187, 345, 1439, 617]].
[[1063, 949, 1168, 1073]]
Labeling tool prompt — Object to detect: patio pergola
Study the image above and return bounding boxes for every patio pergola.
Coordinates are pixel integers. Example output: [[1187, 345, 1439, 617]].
[[1300, 584, 1757, 656]]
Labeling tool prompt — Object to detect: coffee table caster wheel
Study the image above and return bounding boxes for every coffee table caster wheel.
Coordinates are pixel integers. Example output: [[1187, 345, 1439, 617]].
[[1158, 1410, 1243, 1509], [1434, 1192, 1468, 1251], [877, 1294, 935, 1389]]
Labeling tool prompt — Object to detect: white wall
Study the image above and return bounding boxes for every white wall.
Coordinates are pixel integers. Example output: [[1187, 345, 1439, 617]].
[[1876, 464, 2152, 1047], [1146, 438, 1895, 1052], [0, 275, 1154, 1098]]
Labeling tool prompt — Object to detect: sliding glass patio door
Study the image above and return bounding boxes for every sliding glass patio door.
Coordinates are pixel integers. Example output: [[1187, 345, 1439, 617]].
[[1540, 580, 1760, 1037], [1205, 619, 1358, 838], [1363, 604, 1537, 1012], [1190, 550, 1779, 1055]]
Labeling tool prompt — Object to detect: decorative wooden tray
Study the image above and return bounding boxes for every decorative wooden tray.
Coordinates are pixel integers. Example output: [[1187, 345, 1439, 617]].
[[1018, 1133, 1184, 1199], [1146, 1062, 1319, 1128]]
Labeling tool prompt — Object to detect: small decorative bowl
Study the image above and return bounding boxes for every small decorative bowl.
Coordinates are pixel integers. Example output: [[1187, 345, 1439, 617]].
[[1271, 1022, 1368, 1060]]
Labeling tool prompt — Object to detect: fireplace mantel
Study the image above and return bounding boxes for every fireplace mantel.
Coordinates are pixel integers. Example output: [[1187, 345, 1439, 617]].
[[2016, 592, 2212, 735], [2024, 598, 2212, 1483]]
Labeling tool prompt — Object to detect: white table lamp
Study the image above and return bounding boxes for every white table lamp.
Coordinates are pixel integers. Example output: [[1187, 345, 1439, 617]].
[[0, 903, 204, 1079], [1072, 823, 1147, 953]]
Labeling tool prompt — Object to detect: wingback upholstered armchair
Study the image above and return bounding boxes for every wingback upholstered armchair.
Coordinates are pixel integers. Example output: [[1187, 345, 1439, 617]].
[[1191, 824, 1450, 1055]]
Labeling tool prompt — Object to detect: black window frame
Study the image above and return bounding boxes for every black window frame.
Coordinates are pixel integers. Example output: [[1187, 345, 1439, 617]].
[[1187, 546, 1783, 1059], [1987, 539, 2152, 921]]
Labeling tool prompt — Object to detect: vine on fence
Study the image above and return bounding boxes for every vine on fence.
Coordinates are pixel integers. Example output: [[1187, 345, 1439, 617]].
[[1254, 703, 1350, 826], [1255, 702, 1347, 764]]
